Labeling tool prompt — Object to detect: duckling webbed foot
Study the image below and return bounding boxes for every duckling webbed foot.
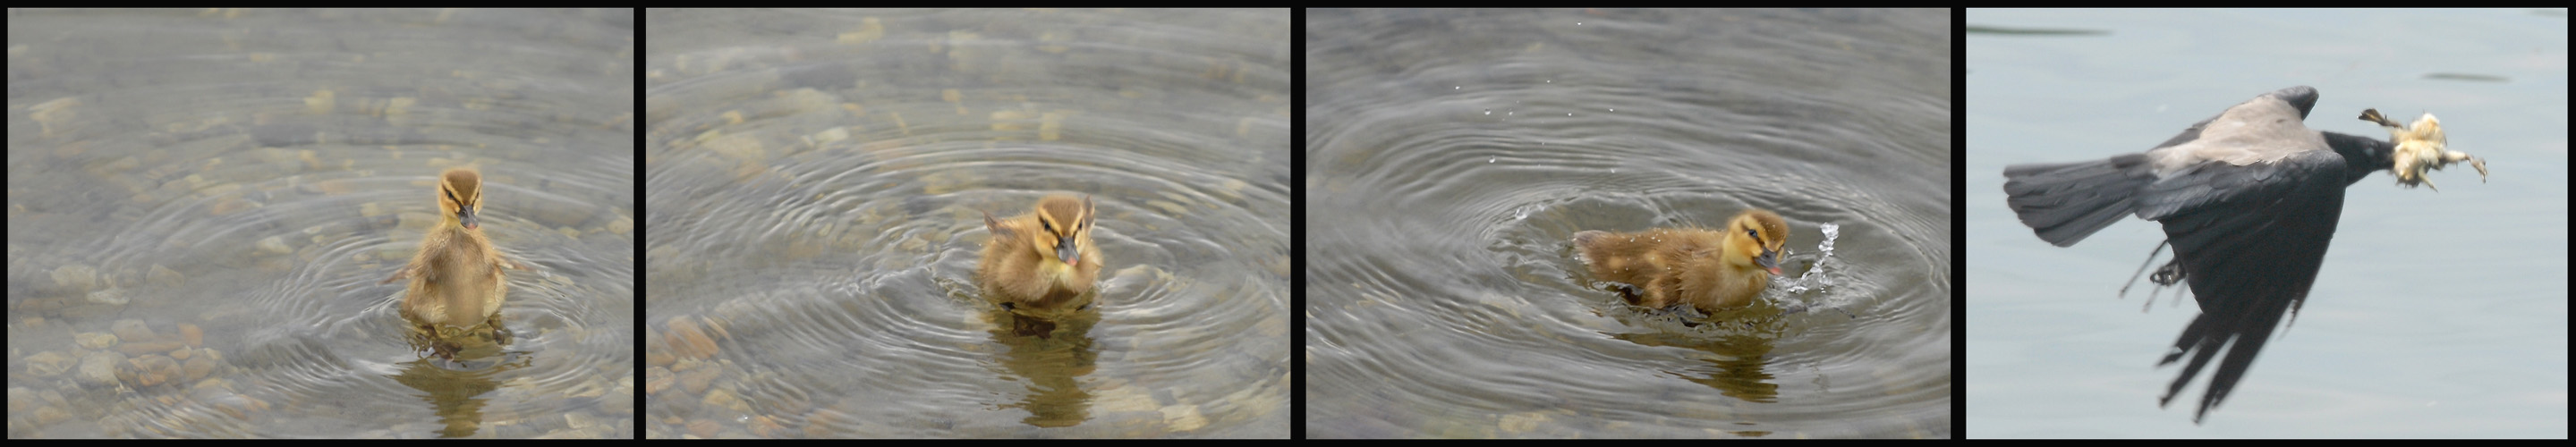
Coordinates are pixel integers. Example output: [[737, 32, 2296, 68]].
[[1009, 315, 1058, 338], [1645, 302, 1681, 316], [486, 316, 513, 346]]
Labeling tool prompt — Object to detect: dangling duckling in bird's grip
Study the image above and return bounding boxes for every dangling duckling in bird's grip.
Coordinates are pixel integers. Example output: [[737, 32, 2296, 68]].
[[2360, 108, 2487, 191], [1571, 209, 1790, 316], [975, 194, 1103, 334]]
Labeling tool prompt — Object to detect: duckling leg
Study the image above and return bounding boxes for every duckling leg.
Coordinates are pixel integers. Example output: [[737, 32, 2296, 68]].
[[1011, 315, 1058, 338], [2445, 152, 2489, 182], [1605, 283, 1643, 305], [486, 314, 512, 346], [429, 339, 462, 361]]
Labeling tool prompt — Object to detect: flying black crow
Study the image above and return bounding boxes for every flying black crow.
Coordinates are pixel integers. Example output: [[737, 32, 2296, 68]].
[[2001, 86, 2480, 423]]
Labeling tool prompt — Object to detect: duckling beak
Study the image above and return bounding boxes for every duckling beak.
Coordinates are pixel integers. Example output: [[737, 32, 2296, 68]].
[[1756, 248, 1781, 275], [456, 207, 479, 230], [1055, 239, 1080, 266]]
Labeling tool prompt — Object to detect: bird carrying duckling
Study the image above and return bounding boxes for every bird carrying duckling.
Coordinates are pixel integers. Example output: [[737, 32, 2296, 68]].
[[1571, 208, 1790, 316], [2359, 108, 2487, 191], [383, 167, 520, 359], [2002, 86, 2495, 423], [976, 194, 1103, 323]]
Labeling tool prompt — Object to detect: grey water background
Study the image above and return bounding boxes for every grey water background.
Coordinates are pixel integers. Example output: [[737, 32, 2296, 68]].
[[1966, 8, 2567, 438]]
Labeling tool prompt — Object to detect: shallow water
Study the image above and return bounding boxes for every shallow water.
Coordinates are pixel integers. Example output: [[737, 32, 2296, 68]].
[[1304, 9, 1953, 438], [7, 9, 635, 438], [641, 9, 1290, 438]]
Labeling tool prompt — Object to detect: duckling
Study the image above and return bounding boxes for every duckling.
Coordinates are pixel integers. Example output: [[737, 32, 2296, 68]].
[[975, 194, 1103, 319], [2359, 108, 2486, 191], [1572, 209, 1790, 315], [382, 167, 516, 358]]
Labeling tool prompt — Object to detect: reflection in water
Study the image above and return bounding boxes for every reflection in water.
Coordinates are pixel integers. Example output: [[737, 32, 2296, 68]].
[[988, 308, 1100, 427], [1609, 314, 1790, 405], [389, 349, 535, 437]]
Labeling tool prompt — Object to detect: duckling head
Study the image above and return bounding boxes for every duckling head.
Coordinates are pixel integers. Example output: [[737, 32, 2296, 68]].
[[1030, 195, 1095, 268], [1722, 209, 1790, 274], [438, 167, 484, 230]]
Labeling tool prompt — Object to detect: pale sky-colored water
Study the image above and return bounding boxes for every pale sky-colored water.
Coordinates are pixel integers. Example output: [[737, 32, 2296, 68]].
[[1967, 8, 2566, 438]]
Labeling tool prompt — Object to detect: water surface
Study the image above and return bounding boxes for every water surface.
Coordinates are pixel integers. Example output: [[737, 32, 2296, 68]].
[[642, 9, 1290, 438], [8, 9, 636, 438], [1305, 8, 1953, 438]]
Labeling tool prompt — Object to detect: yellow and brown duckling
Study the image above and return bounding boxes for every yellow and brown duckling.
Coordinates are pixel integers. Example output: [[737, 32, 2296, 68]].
[[976, 194, 1103, 320], [383, 167, 517, 358], [2359, 108, 2486, 191], [1572, 208, 1790, 315]]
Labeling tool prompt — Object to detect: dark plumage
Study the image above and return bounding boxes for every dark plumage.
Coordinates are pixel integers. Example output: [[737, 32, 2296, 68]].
[[2001, 86, 2421, 423]]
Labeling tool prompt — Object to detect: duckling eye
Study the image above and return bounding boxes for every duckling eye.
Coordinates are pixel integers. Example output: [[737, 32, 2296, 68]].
[[1745, 228, 1758, 239]]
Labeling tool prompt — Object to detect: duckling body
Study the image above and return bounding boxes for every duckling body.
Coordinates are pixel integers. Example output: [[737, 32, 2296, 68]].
[[1572, 209, 1789, 315], [385, 167, 512, 352], [975, 194, 1102, 318], [2359, 108, 2486, 191]]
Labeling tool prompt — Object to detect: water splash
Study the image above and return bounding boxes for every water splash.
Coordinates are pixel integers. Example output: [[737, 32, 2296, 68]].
[[1778, 223, 1850, 317]]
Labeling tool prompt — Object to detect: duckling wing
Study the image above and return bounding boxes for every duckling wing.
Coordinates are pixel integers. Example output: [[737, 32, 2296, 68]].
[[381, 266, 413, 284], [384, 258, 437, 284]]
